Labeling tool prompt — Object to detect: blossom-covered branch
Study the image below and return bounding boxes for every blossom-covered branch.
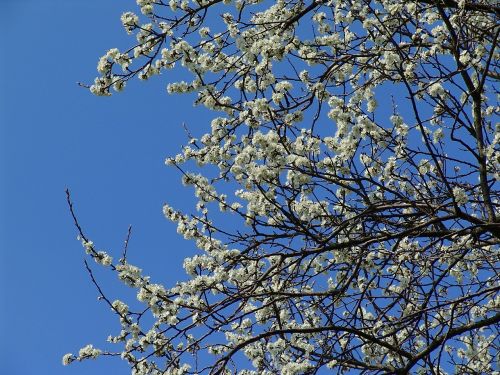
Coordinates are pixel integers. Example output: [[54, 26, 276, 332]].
[[66, 0, 499, 374]]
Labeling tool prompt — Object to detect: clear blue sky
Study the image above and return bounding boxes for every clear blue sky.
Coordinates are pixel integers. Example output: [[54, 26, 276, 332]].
[[0, 1, 204, 374]]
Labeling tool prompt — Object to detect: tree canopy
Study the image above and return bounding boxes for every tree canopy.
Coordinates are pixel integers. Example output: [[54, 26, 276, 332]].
[[65, 0, 499, 374]]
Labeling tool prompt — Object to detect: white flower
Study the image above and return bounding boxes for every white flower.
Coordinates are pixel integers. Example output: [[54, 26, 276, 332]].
[[418, 159, 431, 174], [428, 82, 446, 97], [327, 359, 338, 368], [432, 128, 444, 143], [459, 51, 471, 66], [121, 12, 139, 34], [116, 263, 144, 287], [453, 186, 468, 205], [95, 251, 113, 266], [82, 240, 94, 254], [62, 353, 73, 366], [112, 299, 129, 315], [78, 344, 102, 359], [367, 97, 377, 112], [199, 27, 210, 37], [275, 80, 292, 92]]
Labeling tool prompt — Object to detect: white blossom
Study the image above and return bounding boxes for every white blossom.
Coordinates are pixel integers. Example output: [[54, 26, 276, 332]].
[[62, 353, 74, 366], [78, 344, 102, 360], [453, 186, 468, 205], [69, 0, 500, 373]]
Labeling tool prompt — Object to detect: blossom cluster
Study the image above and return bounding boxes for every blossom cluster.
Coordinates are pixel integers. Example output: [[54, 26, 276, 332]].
[[68, 0, 500, 374]]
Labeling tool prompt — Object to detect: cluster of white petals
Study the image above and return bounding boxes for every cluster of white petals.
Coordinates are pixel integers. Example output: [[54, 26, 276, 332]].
[[68, 0, 500, 374]]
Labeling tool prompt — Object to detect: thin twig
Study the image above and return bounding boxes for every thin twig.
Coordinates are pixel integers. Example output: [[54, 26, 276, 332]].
[[121, 225, 133, 264], [65, 188, 89, 243]]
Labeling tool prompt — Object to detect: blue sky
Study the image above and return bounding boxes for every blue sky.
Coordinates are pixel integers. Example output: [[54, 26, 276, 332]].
[[1, 1, 494, 374], [0, 1, 203, 373]]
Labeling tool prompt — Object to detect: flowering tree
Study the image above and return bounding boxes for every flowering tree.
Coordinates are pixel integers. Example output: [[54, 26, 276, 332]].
[[65, 0, 500, 374]]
